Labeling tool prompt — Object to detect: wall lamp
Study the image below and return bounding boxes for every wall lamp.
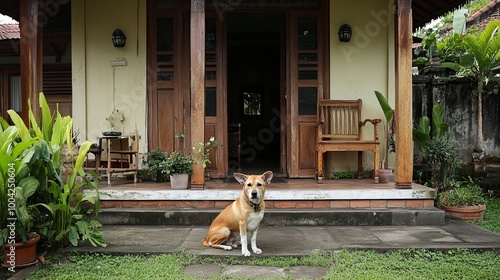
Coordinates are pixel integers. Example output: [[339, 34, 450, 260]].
[[112, 29, 126, 47], [338, 24, 352, 42]]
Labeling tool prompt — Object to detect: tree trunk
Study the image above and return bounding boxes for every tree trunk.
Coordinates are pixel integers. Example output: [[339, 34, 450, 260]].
[[475, 81, 484, 153]]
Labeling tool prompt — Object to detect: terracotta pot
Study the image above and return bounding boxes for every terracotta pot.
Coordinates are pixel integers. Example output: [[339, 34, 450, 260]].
[[440, 204, 486, 221], [2, 234, 40, 268], [170, 173, 190, 189]]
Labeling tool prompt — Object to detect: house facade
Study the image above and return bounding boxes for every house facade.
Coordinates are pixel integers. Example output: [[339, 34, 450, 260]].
[[0, 0, 470, 187], [73, 0, 411, 186]]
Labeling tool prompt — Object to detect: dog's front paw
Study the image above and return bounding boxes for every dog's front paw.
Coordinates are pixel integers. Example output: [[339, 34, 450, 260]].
[[253, 248, 262, 255], [242, 249, 251, 257], [221, 245, 233, 251]]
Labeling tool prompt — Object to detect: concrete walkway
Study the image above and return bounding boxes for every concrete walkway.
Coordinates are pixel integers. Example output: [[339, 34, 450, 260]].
[[61, 221, 500, 279]]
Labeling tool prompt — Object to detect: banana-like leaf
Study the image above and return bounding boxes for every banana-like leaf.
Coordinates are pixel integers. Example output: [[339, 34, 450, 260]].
[[28, 100, 43, 139], [374, 90, 393, 123], [0, 117, 9, 130], [7, 110, 30, 140], [39, 92, 53, 141], [74, 141, 92, 176]]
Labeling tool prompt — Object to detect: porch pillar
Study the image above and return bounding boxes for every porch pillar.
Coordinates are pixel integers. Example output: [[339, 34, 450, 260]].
[[394, 0, 413, 188], [190, 0, 205, 185], [20, 0, 43, 121]]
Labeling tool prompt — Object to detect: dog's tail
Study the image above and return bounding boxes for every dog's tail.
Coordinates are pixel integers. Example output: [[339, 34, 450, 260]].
[[201, 237, 210, 247]]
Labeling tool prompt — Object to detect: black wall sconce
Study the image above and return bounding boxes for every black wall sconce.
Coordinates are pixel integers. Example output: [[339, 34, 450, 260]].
[[112, 29, 126, 47], [338, 24, 352, 42]]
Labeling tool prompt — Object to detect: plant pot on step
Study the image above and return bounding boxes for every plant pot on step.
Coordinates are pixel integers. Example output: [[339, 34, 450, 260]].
[[170, 173, 191, 189], [2, 234, 40, 268], [379, 169, 393, 183], [440, 204, 486, 221]]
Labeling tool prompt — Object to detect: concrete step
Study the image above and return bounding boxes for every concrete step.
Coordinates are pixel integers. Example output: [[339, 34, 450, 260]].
[[95, 207, 445, 227]]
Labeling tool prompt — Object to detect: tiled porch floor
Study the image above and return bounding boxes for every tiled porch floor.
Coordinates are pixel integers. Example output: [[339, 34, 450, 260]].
[[93, 178, 437, 209], [98, 177, 428, 191]]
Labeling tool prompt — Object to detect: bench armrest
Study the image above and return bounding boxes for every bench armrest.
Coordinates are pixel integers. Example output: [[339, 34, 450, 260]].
[[360, 119, 382, 141], [360, 118, 382, 126]]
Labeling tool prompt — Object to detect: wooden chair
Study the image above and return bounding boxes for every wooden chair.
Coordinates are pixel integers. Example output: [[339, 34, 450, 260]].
[[106, 130, 140, 185], [316, 99, 381, 183]]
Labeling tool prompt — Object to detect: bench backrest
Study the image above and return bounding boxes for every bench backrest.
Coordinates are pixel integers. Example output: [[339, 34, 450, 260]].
[[318, 99, 363, 141]]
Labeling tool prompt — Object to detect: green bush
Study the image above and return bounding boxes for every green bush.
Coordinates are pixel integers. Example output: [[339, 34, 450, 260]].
[[142, 149, 169, 182]]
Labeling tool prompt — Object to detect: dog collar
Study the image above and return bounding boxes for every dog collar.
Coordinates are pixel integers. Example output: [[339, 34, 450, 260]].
[[244, 197, 260, 212]]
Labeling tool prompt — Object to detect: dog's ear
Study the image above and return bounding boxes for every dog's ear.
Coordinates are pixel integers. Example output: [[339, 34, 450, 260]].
[[261, 171, 273, 184], [233, 173, 248, 184]]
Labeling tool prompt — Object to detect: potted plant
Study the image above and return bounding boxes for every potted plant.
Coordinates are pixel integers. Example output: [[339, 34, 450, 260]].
[[1, 155, 42, 268], [161, 134, 221, 189], [162, 151, 195, 189], [374, 90, 395, 183], [437, 177, 487, 221], [0, 114, 46, 269]]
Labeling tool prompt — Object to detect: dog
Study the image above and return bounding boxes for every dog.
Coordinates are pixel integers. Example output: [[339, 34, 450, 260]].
[[201, 171, 273, 257]]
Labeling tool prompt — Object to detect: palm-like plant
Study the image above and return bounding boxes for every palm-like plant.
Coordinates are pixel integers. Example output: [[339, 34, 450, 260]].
[[441, 20, 500, 163]]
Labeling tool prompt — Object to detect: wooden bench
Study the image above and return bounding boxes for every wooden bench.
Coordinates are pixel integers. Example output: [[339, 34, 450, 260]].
[[316, 99, 381, 183]]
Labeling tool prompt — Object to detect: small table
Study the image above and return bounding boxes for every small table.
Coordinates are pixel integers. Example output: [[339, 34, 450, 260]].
[[93, 133, 139, 185]]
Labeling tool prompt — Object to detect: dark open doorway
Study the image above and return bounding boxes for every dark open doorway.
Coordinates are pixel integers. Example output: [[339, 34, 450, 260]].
[[226, 13, 283, 175]]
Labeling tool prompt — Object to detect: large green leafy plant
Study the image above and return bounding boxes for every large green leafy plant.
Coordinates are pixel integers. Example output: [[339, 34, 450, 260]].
[[0, 93, 106, 249], [412, 103, 457, 190], [412, 103, 450, 156]]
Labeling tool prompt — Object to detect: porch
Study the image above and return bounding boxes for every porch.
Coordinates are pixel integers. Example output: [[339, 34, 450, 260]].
[[96, 178, 436, 210]]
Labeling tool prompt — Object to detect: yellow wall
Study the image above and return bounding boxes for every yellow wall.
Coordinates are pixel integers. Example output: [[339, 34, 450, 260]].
[[329, 0, 396, 172], [72, 0, 147, 154]]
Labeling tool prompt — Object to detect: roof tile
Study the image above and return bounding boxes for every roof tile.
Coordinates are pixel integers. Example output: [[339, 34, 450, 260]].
[[0, 24, 19, 40]]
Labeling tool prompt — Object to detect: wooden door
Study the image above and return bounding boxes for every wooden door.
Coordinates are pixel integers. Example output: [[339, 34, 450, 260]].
[[148, 6, 186, 153], [287, 11, 324, 178], [204, 14, 226, 178]]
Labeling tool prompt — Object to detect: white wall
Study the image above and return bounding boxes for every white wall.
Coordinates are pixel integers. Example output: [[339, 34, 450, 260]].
[[329, 0, 396, 173], [72, 0, 147, 153]]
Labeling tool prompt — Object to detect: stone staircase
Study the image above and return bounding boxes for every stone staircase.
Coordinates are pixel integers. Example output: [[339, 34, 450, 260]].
[[95, 207, 445, 227]]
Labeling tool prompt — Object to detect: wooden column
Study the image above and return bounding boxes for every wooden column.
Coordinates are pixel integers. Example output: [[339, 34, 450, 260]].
[[190, 0, 205, 185], [394, 0, 413, 188], [20, 0, 43, 121]]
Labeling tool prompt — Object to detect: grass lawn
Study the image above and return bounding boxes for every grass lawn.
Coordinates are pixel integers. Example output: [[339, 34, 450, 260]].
[[21, 198, 500, 279]]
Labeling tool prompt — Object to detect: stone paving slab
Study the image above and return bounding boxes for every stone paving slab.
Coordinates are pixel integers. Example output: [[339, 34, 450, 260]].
[[66, 220, 500, 256], [183, 264, 330, 279], [18, 221, 500, 280]]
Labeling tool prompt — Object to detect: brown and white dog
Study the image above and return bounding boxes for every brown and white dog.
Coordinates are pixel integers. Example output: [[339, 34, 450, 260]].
[[201, 171, 273, 257]]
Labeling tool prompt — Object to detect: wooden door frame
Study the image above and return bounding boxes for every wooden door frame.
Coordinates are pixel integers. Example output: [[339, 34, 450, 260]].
[[286, 7, 329, 178], [147, 4, 186, 152]]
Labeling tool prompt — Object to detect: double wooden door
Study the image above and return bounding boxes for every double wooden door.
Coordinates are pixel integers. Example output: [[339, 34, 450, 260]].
[[148, 3, 326, 178]]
